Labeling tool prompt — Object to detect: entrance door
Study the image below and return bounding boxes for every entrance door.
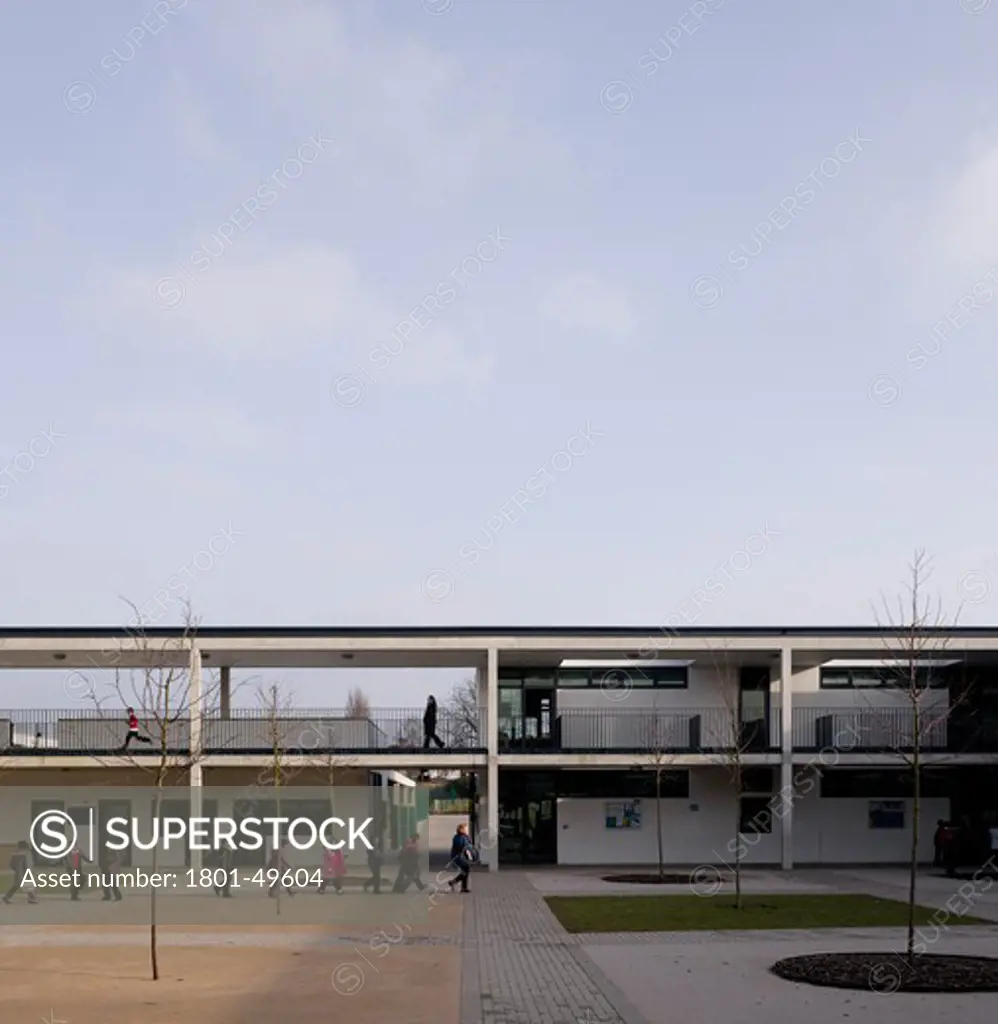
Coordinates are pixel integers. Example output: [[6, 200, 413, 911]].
[[498, 772, 558, 864], [522, 689, 555, 750], [739, 668, 771, 751]]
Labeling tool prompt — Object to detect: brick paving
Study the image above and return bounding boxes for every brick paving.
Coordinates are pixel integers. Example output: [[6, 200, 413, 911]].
[[460, 871, 648, 1024]]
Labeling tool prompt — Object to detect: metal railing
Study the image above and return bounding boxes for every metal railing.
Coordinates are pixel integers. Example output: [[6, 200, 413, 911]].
[[498, 707, 782, 753], [791, 707, 949, 752], [0, 708, 487, 755]]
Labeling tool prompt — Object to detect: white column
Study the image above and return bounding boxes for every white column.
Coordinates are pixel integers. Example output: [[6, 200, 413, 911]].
[[486, 648, 499, 871], [780, 645, 793, 870], [189, 646, 204, 874], [220, 665, 231, 718]]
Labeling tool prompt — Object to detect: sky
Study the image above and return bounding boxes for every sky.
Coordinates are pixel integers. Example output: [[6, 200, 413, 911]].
[[2, 0, 998, 704]]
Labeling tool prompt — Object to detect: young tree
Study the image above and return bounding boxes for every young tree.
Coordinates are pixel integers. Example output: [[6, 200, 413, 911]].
[[90, 601, 212, 981], [873, 550, 966, 963], [258, 680, 298, 916], [636, 694, 686, 882], [706, 639, 762, 910]]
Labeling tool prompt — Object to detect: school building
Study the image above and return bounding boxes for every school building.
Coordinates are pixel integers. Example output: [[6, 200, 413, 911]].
[[1, 625, 997, 869]]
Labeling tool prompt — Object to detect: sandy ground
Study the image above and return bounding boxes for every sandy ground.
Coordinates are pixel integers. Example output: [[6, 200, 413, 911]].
[[0, 938, 461, 1023]]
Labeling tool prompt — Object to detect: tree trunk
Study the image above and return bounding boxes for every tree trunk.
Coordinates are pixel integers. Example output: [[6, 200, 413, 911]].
[[150, 792, 160, 980], [734, 799, 743, 910], [907, 707, 921, 961], [656, 771, 664, 882]]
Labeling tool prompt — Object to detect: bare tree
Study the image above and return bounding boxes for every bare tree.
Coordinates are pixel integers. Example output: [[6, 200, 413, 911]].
[[636, 697, 684, 882], [873, 550, 966, 963], [345, 687, 371, 720], [90, 601, 212, 981], [258, 680, 298, 916], [706, 639, 763, 910], [444, 676, 480, 748]]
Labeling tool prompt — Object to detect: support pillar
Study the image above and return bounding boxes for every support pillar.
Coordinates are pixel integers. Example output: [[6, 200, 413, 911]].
[[486, 648, 499, 871], [779, 645, 793, 870], [220, 666, 231, 718], [189, 645, 204, 873]]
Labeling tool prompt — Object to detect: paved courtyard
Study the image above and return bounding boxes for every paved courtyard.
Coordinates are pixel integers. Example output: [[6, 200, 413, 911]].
[[3, 867, 997, 1022], [461, 867, 998, 1024]]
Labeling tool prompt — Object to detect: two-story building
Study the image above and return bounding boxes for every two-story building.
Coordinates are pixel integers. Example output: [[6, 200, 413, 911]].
[[2, 625, 997, 870]]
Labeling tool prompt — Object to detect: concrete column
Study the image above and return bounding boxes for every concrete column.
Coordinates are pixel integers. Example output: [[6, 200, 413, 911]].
[[220, 666, 231, 718], [486, 648, 499, 871], [189, 646, 204, 874], [779, 645, 793, 870]]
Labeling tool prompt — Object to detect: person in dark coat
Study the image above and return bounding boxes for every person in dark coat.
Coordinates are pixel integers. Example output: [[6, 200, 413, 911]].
[[362, 845, 383, 893], [423, 695, 445, 749], [392, 835, 426, 893], [446, 823, 474, 893]]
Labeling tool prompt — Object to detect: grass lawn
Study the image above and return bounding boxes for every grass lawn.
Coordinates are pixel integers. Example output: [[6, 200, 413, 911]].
[[545, 893, 993, 933]]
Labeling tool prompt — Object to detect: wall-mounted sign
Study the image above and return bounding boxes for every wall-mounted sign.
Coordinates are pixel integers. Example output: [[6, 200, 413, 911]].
[[605, 800, 641, 829]]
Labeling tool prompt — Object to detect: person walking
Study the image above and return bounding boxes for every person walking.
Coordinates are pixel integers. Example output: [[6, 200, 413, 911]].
[[3, 841, 38, 904], [933, 819, 949, 867], [214, 845, 234, 897], [267, 839, 295, 898], [362, 845, 383, 894], [65, 843, 90, 901], [100, 848, 122, 901], [121, 707, 152, 751], [446, 823, 474, 894], [423, 695, 445, 749], [393, 834, 426, 893], [318, 848, 346, 894]]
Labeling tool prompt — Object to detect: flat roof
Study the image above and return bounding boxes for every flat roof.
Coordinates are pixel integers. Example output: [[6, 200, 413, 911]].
[[1, 626, 996, 670], [1, 625, 998, 638]]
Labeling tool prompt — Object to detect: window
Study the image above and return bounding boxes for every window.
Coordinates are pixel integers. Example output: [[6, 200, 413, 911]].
[[820, 667, 948, 689], [739, 797, 773, 834], [820, 769, 951, 799], [741, 768, 775, 794], [556, 670, 590, 687], [555, 769, 689, 800], [500, 666, 688, 688], [869, 799, 905, 829]]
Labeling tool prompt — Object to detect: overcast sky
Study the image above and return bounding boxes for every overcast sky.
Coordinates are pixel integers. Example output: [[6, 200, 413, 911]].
[[1, 1, 997, 704]]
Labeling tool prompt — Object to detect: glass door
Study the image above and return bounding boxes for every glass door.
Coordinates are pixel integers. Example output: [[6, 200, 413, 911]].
[[499, 687, 523, 750], [739, 668, 771, 751]]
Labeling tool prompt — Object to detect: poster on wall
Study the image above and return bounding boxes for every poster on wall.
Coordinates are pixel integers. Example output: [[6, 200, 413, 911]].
[[868, 799, 904, 829], [605, 800, 641, 828]]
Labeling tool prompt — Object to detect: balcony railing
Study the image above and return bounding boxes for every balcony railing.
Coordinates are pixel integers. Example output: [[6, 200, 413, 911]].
[[498, 708, 782, 753], [4, 706, 996, 756], [0, 708, 487, 756], [791, 707, 949, 752]]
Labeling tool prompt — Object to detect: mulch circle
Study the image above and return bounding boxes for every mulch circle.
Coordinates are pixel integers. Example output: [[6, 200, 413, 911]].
[[771, 952, 998, 993], [601, 873, 714, 885]]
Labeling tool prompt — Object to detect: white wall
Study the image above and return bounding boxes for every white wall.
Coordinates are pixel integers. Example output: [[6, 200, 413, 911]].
[[554, 768, 948, 866], [556, 768, 779, 866], [793, 781, 946, 864]]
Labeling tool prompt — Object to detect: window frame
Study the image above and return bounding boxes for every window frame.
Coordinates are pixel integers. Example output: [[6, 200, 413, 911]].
[[739, 796, 773, 835], [819, 666, 949, 690]]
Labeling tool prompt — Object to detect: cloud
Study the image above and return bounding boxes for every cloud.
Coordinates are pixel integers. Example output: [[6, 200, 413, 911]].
[[539, 272, 639, 339], [91, 243, 366, 355], [89, 242, 495, 392], [923, 135, 998, 282], [199, 0, 572, 200]]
